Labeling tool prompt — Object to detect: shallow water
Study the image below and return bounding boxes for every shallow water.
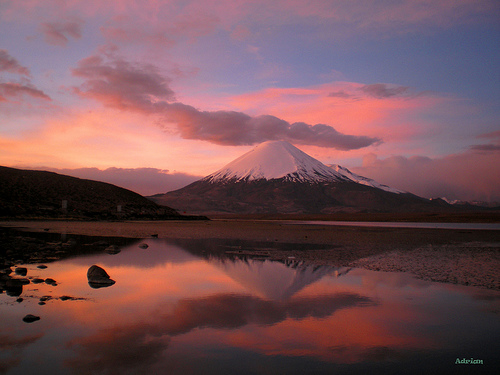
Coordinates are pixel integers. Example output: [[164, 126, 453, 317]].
[[1, 235, 499, 374], [286, 220, 500, 230]]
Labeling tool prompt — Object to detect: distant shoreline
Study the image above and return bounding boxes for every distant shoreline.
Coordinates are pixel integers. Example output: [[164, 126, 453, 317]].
[[1, 218, 498, 243], [203, 210, 500, 223]]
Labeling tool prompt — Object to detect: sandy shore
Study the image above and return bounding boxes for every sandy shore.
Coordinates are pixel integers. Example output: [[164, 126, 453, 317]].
[[1, 219, 499, 290]]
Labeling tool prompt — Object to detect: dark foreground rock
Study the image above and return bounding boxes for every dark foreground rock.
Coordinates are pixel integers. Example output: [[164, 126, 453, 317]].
[[87, 265, 115, 288]]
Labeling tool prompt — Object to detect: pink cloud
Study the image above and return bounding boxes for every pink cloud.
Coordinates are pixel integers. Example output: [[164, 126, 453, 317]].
[[0, 109, 240, 177], [230, 82, 445, 144], [353, 149, 500, 202], [40, 19, 83, 46], [72, 53, 176, 111], [71, 53, 380, 149], [4, 1, 497, 45], [278, 0, 500, 35], [98, 8, 219, 48], [0, 82, 51, 102], [359, 84, 410, 99], [0, 50, 31, 76], [31, 167, 201, 196], [101, 25, 175, 48]]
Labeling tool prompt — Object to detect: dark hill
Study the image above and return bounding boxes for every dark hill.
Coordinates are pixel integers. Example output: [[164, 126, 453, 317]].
[[0, 166, 186, 220]]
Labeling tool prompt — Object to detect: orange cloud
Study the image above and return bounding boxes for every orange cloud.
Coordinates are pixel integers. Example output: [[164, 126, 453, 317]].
[[229, 82, 449, 143]]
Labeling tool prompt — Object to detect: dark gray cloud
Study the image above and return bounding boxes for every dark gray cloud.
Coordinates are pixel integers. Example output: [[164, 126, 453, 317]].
[[162, 103, 381, 149], [360, 83, 410, 98], [0, 50, 30, 76], [72, 53, 381, 150], [287, 122, 380, 149], [41, 19, 83, 46]]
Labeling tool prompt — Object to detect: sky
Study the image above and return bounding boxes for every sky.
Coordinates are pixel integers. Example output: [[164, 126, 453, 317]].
[[0, 0, 499, 201]]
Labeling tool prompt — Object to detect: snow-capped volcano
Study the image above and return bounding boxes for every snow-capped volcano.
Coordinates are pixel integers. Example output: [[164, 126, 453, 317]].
[[205, 140, 349, 183], [150, 140, 446, 214]]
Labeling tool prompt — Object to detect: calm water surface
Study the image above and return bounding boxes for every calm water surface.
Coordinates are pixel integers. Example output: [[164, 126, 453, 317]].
[[1, 235, 498, 374], [286, 220, 500, 230]]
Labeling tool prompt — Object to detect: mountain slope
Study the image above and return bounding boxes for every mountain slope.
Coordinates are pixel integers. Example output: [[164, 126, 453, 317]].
[[151, 141, 449, 215], [329, 164, 405, 194], [205, 141, 349, 183], [0, 166, 182, 219]]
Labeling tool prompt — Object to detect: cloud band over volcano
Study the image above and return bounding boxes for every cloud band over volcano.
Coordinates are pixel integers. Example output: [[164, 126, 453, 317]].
[[72, 53, 381, 150]]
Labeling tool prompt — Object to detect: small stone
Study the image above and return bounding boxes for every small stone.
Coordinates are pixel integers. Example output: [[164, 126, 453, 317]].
[[92, 241, 109, 247], [32, 278, 45, 284], [38, 301, 46, 305], [23, 314, 40, 323], [105, 245, 121, 255], [16, 297, 23, 303], [15, 267, 28, 276], [37, 265, 48, 269], [138, 243, 149, 249], [44, 278, 57, 286]]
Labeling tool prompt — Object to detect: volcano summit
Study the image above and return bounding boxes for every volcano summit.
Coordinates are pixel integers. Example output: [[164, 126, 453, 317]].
[[151, 141, 447, 214]]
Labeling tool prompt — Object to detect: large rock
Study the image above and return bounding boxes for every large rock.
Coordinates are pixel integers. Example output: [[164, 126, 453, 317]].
[[87, 265, 115, 289]]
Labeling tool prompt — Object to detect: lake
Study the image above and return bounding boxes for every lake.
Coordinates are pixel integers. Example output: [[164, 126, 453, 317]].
[[1, 232, 499, 374], [283, 220, 500, 230]]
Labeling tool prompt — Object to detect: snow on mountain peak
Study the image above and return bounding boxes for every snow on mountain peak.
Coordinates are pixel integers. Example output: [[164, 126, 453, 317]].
[[204, 140, 348, 183], [203, 140, 404, 194], [329, 164, 405, 194]]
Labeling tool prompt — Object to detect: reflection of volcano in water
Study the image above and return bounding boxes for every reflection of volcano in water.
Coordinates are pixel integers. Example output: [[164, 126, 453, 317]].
[[211, 257, 350, 301]]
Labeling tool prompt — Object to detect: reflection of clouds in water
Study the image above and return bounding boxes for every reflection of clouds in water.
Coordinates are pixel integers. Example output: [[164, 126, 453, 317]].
[[66, 292, 374, 374], [328, 344, 414, 364], [0, 333, 43, 374], [66, 326, 169, 375], [68, 239, 199, 269]]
